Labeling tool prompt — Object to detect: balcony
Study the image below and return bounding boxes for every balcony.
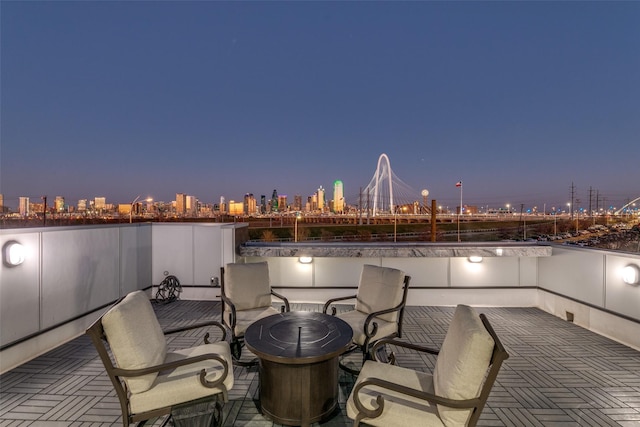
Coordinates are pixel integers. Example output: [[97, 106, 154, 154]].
[[2, 223, 640, 425]]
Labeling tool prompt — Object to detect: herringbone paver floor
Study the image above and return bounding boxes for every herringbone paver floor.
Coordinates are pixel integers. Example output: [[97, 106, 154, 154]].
[[1, 301, 639, 426]]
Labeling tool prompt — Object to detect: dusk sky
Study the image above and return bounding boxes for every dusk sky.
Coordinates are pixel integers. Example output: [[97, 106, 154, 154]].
[[1, 1, 639, 212]]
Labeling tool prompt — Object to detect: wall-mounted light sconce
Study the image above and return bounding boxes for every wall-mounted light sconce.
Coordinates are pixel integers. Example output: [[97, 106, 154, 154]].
[[298, 256, 313, 264], [468, 256, 483, 263], [3, 241, 26, 267], [495, 248, 504, 256], [622, 264, 639, 285]]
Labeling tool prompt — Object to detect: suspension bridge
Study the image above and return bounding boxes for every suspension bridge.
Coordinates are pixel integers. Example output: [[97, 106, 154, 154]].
[[346, 153, 428, 216]]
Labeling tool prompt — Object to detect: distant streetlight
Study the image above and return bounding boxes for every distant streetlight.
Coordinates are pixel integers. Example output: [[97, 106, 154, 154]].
[[421, 189, 429, 214], [130, 195, 153, 223]]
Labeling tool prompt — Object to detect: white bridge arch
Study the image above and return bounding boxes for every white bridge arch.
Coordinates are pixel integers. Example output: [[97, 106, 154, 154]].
[[614, 196, 640, 215], [359, 153, 423, 216]]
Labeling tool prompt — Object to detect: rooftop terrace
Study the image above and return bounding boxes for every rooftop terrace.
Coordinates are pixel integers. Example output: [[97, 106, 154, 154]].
[[1, 222, 640, 425], [2, 300, 640, 426]]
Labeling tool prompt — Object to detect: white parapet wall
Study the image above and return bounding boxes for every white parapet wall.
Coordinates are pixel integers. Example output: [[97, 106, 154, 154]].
[[2, 226, 639, 372]]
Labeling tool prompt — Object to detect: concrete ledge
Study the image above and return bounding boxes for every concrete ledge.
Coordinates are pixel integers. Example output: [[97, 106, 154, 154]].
[[240, 241, 552, 258]]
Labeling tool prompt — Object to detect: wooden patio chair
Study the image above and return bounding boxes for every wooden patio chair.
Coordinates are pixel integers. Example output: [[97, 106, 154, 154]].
[[220, 261, 290, 364], [347, 304, 509, 426], [86, 290, 234, 427], [323, 264, 410, 373]]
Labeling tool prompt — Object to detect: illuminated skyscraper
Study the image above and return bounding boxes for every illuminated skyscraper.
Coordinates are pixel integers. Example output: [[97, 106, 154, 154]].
[[271, 189, 279, 212], [176, 193, 187, 215], [228, 200, 244, 215], [55, 196, 65, 212], [186, 195, 197, 216], [19, 197, 29, 216], [244, 193, 257, 215], [94, 197, 106, 211], [333, 180, 344, 213], [317, 186, 325, 211], [278, 195, 288, 211]]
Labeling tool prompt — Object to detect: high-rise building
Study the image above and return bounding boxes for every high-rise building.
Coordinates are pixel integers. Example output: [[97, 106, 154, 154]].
[[271, 190, 279, 212], [309, 194, 318, 211], [278, 195, 288, 212], [317, 186, 325, 211], [19, 197, 30, 216], [176, 193, 187, 215], [333, 180, 344, 213], [55, 196, 65, 212], [244, 193, 257, 215], [260, 195, 266, 214], [78, 199, 87, 212], [228, 200, 244, 215], [94, 197, 106, 211], [219, 196, 226, 214], [293, 195, 302, 211], [186, 195, 197, 216], [0, 194, 4, 213]]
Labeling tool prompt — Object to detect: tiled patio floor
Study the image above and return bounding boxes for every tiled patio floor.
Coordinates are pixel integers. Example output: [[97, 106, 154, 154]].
[[2, 300, 640, 426]]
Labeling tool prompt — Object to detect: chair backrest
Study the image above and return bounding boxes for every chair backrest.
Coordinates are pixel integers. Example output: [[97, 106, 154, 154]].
[[222, 262, 272, 311], [432, 305, 509, 426], [355, 264, 407, 322], [100, 290, 168, 394]]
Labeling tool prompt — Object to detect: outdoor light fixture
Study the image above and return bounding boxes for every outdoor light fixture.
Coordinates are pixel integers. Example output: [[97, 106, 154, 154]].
[[468, 256, 483, 263], [3, 241, 26, 267], [622, 264, 639, 285], [495, 248, 504, 256], [298, 256, 313, 264]]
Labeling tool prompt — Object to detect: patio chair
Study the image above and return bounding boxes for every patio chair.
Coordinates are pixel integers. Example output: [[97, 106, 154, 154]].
[[86, 290, 234, 427], [323, 264, 410, 373], [220, 261, 290, 364], [347, 304, 509, 427]]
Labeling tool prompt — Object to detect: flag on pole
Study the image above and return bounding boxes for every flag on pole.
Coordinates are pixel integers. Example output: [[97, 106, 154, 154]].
[[455, 181, 462, 187]]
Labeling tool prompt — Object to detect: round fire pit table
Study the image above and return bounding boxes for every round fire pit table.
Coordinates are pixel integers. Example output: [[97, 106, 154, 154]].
[[244, 311, 353, 427]]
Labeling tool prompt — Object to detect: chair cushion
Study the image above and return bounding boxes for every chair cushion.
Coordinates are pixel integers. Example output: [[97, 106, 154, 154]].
[[355, 265, 406, 322], [224, 306, 281, 336], [129, 341, 234, 414], [224, 262, 272, 311], [102, 291, 167, 394], [346, 360, 444, 427], [337, 310, 399, 346], [433, 305, 495, 426]]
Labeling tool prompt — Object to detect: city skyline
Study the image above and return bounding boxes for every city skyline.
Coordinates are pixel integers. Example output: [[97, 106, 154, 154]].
[[1, 2, 638, 212]]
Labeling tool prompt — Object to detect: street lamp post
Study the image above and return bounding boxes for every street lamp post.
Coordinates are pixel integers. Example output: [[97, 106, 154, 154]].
[[394, 206, 407, 242], [130, 195, 153, 223], [294, 212, 301, 242], [394, 206, 398, 242]]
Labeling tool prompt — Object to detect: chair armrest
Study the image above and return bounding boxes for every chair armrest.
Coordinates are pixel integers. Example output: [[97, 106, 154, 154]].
[[113, 352, 230, 389], [369, 338, 439, 361], [219, 294, 237, 331], [270, 289, 290, 312], [352, 376, 482, 420], [362, 302, 406, 338], [164, 320, 229, 343], [322, 295, 357, 315]]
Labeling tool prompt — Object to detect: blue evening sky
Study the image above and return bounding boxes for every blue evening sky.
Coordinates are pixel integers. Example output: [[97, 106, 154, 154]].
[[1, 1, 638, 212]]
